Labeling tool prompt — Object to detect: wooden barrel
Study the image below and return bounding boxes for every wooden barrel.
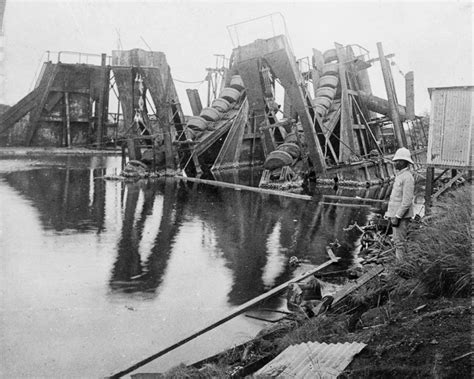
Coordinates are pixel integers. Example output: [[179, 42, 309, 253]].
[[322, 62, 339, 76], [185, 127, 197, 140], [278, 142, 300, 159], [187, 116, 208, 131], [314, 103, 327, 118], [220, 87, 241, 103], [211, 98, 231, 113], [229, 75, 245, 91], [318, 75, 339, 88], [200, 107, 221, 121], [315, 86, 336, 100], [285, 131, 298, 143], [313, 96, 332, 109], [264, 150, 293, 170], [323, 49, 338, 63]]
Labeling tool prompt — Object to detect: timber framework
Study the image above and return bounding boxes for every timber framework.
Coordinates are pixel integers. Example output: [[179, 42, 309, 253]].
[[0, 14, 429, 188]]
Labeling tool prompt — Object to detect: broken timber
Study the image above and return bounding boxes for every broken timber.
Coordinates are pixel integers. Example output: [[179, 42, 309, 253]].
[[174, 176, 312, 200], [332, 265, 384, 305], [107, 257, 339, 378]]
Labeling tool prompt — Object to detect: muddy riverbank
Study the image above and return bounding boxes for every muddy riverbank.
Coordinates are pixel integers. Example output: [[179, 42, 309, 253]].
[[152, 185, 471, 378]]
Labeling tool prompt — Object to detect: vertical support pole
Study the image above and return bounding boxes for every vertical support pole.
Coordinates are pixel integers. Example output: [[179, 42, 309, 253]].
[[206, 71, 211, 107], [121, 143, 126, 170], [405, 71, 415, 120], [186, 89, 203, 116], [64, 92, 72, 148], [95, 53, 109, 148], [335, 43, 356, 161], [425, 166, 434, 212], [377, 42, 407, 148], [163, 122, 175, 170]]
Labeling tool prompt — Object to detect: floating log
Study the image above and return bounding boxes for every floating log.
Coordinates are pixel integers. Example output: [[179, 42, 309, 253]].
[[322, 195, 388, 204], [108, 257, 339, 378], [174, 176, 312, 200]]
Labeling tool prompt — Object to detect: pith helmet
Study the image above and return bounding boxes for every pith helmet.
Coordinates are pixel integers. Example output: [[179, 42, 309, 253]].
[[392, 147, 414, 164]]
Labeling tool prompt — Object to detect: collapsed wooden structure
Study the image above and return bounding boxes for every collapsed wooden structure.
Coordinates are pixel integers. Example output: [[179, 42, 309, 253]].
[[0, 33, 428, 186]]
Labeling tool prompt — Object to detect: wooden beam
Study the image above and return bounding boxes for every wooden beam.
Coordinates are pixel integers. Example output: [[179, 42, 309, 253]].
[[175, 175, 313, 201], [107, 257, 339, 378], [64, 92, 72, 148], [377, 42, 407, 147], [186, 89, 203, 116], [366, 53, 395, 64], [25, 63, 59, 145], [432, 171, 465, 200], [0, 87, 41, 133], [405, 71, 415, 120], [332, 265, 384, 305], [335, 43, 356, 161]]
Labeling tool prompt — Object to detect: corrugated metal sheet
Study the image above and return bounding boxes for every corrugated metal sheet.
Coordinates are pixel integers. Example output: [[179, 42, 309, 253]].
[[427, 86, 473, 168], [255, 341, 366, 378]]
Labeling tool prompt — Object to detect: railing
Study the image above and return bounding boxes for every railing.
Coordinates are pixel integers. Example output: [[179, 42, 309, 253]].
[[226, 13, 293, 52], [46, 50, 112, 65]]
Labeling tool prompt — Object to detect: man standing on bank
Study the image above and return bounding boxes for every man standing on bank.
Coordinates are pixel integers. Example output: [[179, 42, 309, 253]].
[[386, 147, 415, 260]]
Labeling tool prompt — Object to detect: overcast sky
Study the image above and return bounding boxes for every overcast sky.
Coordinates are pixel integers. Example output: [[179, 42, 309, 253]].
[[2, 0, 473, 115]]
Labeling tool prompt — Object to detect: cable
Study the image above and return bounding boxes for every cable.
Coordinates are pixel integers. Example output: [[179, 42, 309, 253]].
[[173, 78, 206, 84]]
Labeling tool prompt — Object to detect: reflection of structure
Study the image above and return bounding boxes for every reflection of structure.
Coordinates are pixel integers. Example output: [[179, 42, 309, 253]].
[[109, 180, 186, 294], [175, 183, 372, 305], [106, 178, 373, 303], [3, 162, 106, 232]]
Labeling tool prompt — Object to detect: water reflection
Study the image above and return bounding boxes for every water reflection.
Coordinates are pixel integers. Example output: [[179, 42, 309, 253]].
[[3, 166, 107, 232], [107, 179, 370, 305], [110, 180, 186, 295], [2, 164, 372, 305]]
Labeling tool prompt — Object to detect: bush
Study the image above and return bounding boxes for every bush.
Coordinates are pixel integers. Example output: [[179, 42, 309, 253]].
[[390, 186, 471, 297]]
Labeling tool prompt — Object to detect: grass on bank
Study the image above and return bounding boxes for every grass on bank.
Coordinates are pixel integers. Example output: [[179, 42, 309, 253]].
[[389, 185, 471, 298]]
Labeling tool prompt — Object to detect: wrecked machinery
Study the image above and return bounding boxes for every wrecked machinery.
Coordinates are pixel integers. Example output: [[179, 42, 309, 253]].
[[0, 33, 428, 189]]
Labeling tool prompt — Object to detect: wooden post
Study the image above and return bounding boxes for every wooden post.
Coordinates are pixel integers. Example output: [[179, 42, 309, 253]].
[[95, 53, 109, 148], [425, 166, 434, 212], [186, 89, 203, 116], [64, 92, 72, 148], [121, 144, 126, 170], [377, 42, 407, 147], [405, 71, 415, 120], [335, 43, 357, 161]]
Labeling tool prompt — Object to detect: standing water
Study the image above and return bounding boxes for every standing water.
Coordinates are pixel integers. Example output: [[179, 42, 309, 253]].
[[0, 156, 370, 377]]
